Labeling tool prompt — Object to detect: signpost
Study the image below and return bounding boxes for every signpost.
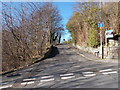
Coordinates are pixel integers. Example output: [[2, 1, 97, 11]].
[[98, 22, 104, 59], [105, 29, 114, 46], [98, 22, 104, 27], [105, 29, 114, 38], [98, 1, 104, 59]]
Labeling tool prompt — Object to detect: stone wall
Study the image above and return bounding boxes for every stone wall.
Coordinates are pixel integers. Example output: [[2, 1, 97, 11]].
[[104, 46, 118, 59], [73, 43, 119, 59], [73, 44, 100, 56], [103, 40, 119, 59]]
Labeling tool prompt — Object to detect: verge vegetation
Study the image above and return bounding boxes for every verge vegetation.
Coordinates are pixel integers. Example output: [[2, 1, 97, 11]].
[[66, 2, 119, 48], [2, 2, 63, 73]]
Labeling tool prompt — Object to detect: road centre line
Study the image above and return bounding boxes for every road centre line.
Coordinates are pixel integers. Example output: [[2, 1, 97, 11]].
[[41, 75, 54, 79], [60, 73, 74, 77], [99, 69, 112, 72]]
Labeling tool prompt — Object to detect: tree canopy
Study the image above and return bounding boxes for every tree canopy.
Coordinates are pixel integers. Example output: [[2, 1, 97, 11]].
[[66, 2, 119, 47]]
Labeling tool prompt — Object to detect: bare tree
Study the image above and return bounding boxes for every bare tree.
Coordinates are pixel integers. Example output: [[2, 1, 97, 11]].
[[2, 2, 63, 72]]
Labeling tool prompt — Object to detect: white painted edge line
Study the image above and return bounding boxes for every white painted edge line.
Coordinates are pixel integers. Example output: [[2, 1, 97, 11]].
[[79, 54, 93, 60], [40, 78, 55, 82], [0, 85, 12, 89], [79, 54, 85, 57], [102, 71, 117, 75], [99, 69, 112, 72], [61, 76, 75, 80], [84, 74, 96, 77], [27, 81, 34, 85], [41, 75, 54, 79], [23, 78, 36, 81], [60, 73, 74, 77], [82, 72, 93, 74]]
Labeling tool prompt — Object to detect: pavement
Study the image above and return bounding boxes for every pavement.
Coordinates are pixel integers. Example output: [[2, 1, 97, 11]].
[[71, 44, 118, 64], [0, 44, 118, 89]]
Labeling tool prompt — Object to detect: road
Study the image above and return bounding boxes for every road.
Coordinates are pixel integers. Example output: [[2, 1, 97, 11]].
[[0, 44, 118, 89]]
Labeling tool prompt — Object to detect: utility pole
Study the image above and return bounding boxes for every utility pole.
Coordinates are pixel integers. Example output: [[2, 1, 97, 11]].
[[99, 0, 103, 59], [100, 27, 103, 59]]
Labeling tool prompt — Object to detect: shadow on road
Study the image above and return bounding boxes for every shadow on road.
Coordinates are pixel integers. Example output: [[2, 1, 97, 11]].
[[7, 73, 21, 78], [47, 46, 59, 58], [42, 46, 59, 60]]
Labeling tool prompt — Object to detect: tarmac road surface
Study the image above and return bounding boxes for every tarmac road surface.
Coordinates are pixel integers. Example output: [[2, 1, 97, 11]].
[[0, 44, 118, 89]]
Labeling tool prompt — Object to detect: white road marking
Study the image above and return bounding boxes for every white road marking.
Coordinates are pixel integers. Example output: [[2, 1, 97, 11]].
[[82, 72, 93, 74], [27, 81, 34, 85], [21, 82, 27, 85], [83, 74, 96, 77], [82, 72, 96, 77], [108, 71, 117, 74], [41, 75, 54, 79], [0, 85, 12, 89], [78, 54, 93, 60], [24, 68, 33, 72], [61, 76, 75, 80], [40, 78, 55, 82], [102, 72, 110, 75], [60, 73, 74, 77], [99, 69, 112, 72], [21, 81, 35, 85], [102, 71, 117, 75], [79, 54, 85, 57], [23, 78, 36, 81], [37, 83, 42, 86]]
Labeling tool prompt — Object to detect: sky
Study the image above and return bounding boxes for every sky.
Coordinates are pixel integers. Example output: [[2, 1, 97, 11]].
[[2, 2, 76, 42], [53, 2, 76, 42]]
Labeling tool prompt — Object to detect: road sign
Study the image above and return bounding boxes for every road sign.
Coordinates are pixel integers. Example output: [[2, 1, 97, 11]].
[[98, 22, 104, 27], [105, 29, 114, 38]]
